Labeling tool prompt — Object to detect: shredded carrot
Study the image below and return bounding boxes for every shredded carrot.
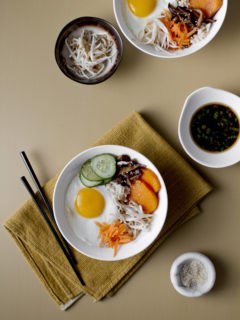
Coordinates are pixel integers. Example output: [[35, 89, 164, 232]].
[[95, 220, 134, 257], [161, 13, 191, 50]]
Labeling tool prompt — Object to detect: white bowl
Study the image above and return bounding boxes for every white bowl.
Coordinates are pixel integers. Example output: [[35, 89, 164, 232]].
[[53, 145, 168, 261], [170, 252, 216, 297], [113, 0, 228, 58], [178, 87, 240, 168]]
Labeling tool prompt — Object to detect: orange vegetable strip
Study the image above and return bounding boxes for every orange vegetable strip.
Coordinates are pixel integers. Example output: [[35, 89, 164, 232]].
[[95, 220, 134, 257]]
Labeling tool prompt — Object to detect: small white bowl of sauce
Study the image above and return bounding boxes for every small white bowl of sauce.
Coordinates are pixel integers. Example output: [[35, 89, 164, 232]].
[[178, 87, 240, 168], [170, 252, 216, 298]]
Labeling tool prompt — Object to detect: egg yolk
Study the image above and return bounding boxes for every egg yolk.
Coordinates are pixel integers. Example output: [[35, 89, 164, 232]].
[[127, 0, 157, 17], [75, 188, 105, 218]]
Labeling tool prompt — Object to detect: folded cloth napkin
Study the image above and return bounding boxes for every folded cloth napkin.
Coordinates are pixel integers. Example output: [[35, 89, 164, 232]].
[[3, 112, 212, 310]]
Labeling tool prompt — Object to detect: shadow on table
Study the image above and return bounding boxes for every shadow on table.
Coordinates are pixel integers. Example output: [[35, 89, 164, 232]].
[[140, 110, 218, 188], [217, 0, 240, 97], [210, 0, 240, 45], [29, 150, 53, 185], [117, 36, 142, 74], [201, 252, 229, 294], [221, 0, 240, 37]]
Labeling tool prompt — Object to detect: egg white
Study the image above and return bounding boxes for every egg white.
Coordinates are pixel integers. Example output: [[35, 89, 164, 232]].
[[123, 0, 178, 38], [65, 175, 118, 246]]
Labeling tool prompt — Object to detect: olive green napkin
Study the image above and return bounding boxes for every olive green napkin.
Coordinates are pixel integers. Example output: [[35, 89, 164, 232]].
[[3, 112, 212, 309]]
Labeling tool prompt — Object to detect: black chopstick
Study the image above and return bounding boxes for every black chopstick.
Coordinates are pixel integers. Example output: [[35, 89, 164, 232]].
[[20, 151, 77, 265], [21, 176, 85, 286]]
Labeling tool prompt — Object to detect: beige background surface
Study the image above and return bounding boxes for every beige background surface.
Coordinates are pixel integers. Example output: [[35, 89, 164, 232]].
[[0, 0, 239, 319]]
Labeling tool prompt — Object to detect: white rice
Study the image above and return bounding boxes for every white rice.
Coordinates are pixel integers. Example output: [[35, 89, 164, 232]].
[[191, 23, 212, 44]]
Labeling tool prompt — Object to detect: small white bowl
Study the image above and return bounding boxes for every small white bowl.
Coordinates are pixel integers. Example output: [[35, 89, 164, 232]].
[[170, 252, 216, 297], [178, 87, 240, 168], [53, 145, 168, 261], [113, 0, 228, 58]]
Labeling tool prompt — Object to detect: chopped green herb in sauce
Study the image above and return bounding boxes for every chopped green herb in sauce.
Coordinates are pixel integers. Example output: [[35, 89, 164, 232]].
[[190, 104, 239, 152]]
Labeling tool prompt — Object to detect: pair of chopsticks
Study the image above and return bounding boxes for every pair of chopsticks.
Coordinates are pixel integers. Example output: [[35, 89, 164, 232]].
[[20, 151, 85, 286]]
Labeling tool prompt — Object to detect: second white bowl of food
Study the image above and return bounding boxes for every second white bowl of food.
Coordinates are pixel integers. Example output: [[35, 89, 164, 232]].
[[53, 145, 168, 261], [113, 0, 227, 58]]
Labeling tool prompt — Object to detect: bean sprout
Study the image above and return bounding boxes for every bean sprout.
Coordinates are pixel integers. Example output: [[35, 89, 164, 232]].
[[65, 28, 118, 79], [106, 182, 153, 238], [139, 13, 178, 53]]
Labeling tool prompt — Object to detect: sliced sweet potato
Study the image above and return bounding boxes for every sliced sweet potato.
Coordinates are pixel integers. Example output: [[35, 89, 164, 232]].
[[129, 180, 158, 214], [141, 168, 161, 193], [189, 0, 223, 18]]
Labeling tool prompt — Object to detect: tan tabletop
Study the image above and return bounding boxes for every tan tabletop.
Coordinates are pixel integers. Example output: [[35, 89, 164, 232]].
[[1, 0, 240, 319]]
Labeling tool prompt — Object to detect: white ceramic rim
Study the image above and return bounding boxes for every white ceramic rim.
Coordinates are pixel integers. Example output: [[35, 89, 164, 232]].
[[113, 0, 228, 58], [178, 87, 240, 168], [53, 145, 168, 261], [170, 252, 216, 297]]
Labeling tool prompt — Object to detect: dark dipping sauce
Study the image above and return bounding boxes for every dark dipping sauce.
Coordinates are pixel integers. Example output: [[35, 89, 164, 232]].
[[190, 103, 239, 152]]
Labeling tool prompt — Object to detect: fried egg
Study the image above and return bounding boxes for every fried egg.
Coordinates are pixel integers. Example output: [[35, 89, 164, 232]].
[[127, 0, 157, 17], [65, 175, 118, 246], [123, 0, 177, 37], [75, 188, 105, 218]]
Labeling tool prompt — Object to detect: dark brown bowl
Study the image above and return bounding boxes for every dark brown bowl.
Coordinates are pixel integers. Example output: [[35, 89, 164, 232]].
[[55, 17, 123, 85]]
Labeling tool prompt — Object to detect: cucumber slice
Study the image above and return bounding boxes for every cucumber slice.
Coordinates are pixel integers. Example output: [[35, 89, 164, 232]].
[[79, 173, 103, 187], [81, 160, 102, 181], [91, 154, 116, 179], [103, 178, 112, 184]]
